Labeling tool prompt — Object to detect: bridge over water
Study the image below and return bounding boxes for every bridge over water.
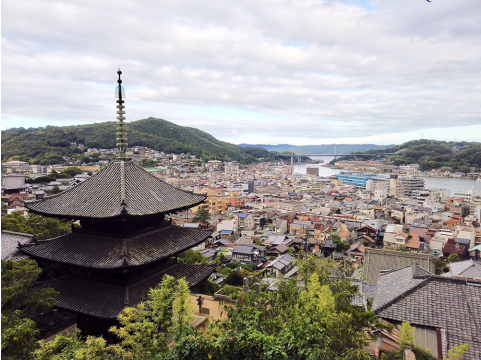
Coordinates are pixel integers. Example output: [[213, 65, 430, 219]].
[[303, 153, 396, 156]]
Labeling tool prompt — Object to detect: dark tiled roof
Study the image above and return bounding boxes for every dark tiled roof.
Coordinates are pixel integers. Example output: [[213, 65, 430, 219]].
[[34, 262, 216, 319], [374, 276, 481, 360], [372, 263, 433, 312], [1, 175, 26, 190], [363, 248, 435, 284], [1, 231, 35, 261], [25, 161, 206, 219], [20, 226, 212, 269]]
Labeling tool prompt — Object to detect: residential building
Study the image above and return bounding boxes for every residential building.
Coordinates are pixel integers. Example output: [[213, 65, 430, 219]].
[[400, 176, 425, 197], [372, 264, 481, 359]]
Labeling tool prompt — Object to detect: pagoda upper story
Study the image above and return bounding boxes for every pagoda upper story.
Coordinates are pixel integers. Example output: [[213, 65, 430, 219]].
[[25, 160, 206, 220], [26, 68, 205, 221]]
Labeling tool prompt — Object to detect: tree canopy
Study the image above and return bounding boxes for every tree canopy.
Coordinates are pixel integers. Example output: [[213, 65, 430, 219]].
[[1, 212, 73, 240], [192, 207, 211, 223], [1, 259, 58, 360]]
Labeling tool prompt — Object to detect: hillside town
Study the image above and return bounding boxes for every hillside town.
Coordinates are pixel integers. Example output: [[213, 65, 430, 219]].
[[2, 143, 481, 359]]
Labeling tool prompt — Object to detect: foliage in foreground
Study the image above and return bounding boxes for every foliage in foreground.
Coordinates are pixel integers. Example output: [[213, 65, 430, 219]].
[[1, 260, 58, 360], [381, 322, 469, 360], [32, 256, 385, 360]]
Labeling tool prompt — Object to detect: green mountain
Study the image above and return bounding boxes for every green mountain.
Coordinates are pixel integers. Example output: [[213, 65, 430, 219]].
[[1, 118, 274, 165], [331, 139, 481, 172]]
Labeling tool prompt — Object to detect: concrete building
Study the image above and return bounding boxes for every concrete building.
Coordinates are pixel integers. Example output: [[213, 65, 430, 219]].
[[224, 163, 240, 178], [334, 172, 373, 188], [453, 187, 478, 203], [400, 176, 425, 197], [306, 167, 319, 176]]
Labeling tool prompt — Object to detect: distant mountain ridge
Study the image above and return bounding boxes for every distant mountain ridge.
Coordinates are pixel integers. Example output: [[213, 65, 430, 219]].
[[1, 118, 274, 164], [238, 143, 395, 154]]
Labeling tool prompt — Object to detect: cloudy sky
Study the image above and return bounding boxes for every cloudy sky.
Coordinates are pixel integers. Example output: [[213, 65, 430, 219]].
[[2, 0, 481, 145]]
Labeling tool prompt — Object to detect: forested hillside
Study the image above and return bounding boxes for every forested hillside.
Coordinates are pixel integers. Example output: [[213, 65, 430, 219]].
[[1, 118, 275, 164], [331, 139, 481, 172]]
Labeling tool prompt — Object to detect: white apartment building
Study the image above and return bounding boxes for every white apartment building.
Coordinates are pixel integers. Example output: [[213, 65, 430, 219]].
[[371, 175, 404, 197], [224, 163, 240, 178], [374, 185, 388, 202], [453, 187, 478, 203]]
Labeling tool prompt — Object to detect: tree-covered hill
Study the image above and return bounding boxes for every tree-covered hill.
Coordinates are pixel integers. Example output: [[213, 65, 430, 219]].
[[1, 118, 275, 164], [331, 139, 481, 172]]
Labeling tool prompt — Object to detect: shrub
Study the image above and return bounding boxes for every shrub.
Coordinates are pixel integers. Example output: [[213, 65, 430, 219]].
[[224, 270, 243, 286], [447, 253, 460, 263]]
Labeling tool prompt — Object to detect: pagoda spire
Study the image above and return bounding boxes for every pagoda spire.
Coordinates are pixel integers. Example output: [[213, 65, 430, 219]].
[[116, 69, 127, 157]]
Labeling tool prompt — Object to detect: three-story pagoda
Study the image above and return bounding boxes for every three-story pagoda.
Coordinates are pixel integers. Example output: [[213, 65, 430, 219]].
[[21, 70, 216, 340]]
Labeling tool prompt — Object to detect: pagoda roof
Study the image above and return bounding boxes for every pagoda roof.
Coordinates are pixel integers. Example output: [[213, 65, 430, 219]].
[[25, 160, 206, 220], [20, 225, 212, 270], [33, 262, 216, 319]]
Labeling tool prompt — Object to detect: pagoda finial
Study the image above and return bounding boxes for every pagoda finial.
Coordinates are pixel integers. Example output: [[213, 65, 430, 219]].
[[116, 69, 127, 157]]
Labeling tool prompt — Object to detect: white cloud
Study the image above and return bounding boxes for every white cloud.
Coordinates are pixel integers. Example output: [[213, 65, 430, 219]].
[[2, 0, 481, 145]]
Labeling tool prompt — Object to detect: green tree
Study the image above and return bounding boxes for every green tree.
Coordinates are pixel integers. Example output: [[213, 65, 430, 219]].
[[331, 234, 350, 251], [1, 212, 72, 240], [33, 333, 113, 360], [62, 166, 83, 177], [434, 258, 448, 275], [46, 185, 62, 195], [1, 259, 59, 360], [398, 321, 414, 348], [214, 253, 225, 264], [447, 253, 460, 263], [192, 207, 211, 223], [139, 158, 157, 168], [396, 245, 408, 252], [445, 343, 469, 360], [221, 267, 232, 276], [224, 270, 244, 286], [108, 276, 192, 359], [176, 249, 208, 264]]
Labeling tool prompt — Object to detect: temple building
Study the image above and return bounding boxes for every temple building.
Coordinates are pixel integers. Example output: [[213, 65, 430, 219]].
[[20, 70, 216, 340]]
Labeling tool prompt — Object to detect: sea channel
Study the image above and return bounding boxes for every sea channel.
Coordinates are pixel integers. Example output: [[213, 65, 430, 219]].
[[291, 156, 481, 195]]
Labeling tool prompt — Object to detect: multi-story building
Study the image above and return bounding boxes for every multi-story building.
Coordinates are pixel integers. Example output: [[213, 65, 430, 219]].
[[224, 163, 240, 178], [400, 176, 425, 197], [453, 187, 478, 203], [388, 174, 404, 197], [306, 167, 319, 176], [335, 172, 373, 188]]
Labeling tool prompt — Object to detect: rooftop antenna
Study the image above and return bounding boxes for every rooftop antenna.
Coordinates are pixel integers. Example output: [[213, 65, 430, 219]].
[[115, 68, 127, 158]]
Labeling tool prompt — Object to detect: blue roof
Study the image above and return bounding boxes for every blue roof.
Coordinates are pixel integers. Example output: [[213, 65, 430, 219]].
[[221, 230, 234, 234], [238, 213, 249, 218]]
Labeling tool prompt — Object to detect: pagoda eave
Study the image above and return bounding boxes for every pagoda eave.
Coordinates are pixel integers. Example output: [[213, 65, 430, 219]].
[[33, 262, 217, 320], [20, 225, 213, 271], [25, 198, 207, 222]]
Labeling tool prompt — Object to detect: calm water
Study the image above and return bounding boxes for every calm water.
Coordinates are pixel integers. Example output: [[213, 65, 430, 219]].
[[293, 156, 481, 195]]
